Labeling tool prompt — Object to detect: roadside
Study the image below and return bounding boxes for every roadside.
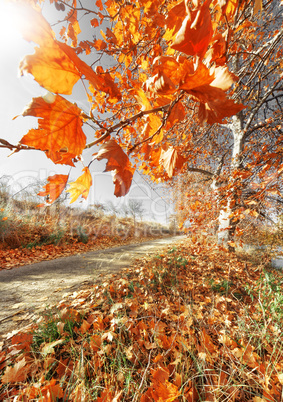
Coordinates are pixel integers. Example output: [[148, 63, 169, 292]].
[[0, 235, 185, 340], [0, 232, 180, 271], [1, 237, 282, 401]]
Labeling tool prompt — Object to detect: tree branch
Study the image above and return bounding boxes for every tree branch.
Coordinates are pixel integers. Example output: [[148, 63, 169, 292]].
[[85, 103, 173, 149]]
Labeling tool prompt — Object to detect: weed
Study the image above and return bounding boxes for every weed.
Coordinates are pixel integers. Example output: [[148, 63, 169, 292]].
[[32, 308, 82, 351], [245, 269, 283, 326], [76, 225, 89, 244], [210, 278, 234, 295], [32, 316, 60, 350]]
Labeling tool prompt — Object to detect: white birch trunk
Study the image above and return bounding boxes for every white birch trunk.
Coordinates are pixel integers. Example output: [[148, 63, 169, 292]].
[[216, 113, 244, 246]]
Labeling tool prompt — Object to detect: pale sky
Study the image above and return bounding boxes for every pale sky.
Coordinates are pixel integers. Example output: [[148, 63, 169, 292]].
[[0, 1, 173, 223]]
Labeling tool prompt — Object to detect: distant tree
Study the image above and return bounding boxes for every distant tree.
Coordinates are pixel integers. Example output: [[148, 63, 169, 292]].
[[105, 200, 118, 216], [128, 200, 145, 225]]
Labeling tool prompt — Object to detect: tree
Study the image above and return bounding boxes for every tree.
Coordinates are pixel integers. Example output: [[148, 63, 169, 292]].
[[172, 0, 283, 247], [0, 0, 282, 248], [128, 200, 145, 223]]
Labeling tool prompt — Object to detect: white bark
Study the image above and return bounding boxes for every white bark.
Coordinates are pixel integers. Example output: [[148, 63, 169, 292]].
[[216, 113, 244, 246]]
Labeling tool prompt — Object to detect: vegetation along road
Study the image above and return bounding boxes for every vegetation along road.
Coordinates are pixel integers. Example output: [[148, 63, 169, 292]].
[[0, 236, 185, 340]]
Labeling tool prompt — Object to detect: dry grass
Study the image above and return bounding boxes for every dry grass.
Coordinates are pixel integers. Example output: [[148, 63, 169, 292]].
[[0, 198, 170, 251]]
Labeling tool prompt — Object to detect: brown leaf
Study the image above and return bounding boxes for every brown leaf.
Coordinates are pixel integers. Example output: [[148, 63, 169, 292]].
[[1, 358, 28, 384]]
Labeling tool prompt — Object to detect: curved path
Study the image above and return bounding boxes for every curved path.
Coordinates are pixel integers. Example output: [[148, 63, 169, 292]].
[[0, 236, 185, 339]]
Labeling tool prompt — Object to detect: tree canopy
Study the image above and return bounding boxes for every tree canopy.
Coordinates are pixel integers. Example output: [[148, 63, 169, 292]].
[[0, 0, 282, 245]]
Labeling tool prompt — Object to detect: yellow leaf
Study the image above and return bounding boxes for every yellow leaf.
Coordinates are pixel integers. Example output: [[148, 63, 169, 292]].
[[67, 167, 92, 203], [41, 339, 64, 357], [277, 373, 283, 384]]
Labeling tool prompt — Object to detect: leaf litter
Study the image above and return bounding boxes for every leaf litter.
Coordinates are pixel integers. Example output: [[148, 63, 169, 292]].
[[0, 233, 167, 271], [0, 237, 283, 401]]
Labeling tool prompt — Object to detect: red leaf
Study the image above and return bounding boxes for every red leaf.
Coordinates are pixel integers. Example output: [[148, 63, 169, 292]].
[[171, 0, 213, 58], [93, 139, 134, 196], [38, 174, 69, 204]]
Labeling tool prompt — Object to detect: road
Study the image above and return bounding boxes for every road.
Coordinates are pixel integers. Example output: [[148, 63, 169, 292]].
[[0, 235, 185, 339]]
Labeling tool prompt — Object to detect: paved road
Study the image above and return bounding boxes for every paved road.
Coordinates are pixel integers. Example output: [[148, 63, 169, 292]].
[[0, 236, 185, 339]]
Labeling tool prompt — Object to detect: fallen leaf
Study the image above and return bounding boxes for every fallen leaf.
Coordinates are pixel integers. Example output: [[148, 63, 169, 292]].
[[1, 358, 28, 383], [41, 339, 65, 356]]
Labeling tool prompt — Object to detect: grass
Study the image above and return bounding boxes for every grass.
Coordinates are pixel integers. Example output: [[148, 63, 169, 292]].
[[0, 192, 175, 269], [0, 184, 173, 253], [0, 238, 282, 401], [0, 201, 169, 251]]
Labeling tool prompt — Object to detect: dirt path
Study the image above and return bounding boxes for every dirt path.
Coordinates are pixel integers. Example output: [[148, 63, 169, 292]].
[[0, 236, 185, 340]]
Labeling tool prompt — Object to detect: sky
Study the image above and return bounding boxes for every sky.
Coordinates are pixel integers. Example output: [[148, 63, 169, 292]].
[[0, 1, 174, 224]]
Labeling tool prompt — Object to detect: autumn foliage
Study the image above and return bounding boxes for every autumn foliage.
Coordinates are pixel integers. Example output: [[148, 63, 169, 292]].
[[1, 0, 255, 200], [0, 0, 281, 244], [1, 238, 283, 400]]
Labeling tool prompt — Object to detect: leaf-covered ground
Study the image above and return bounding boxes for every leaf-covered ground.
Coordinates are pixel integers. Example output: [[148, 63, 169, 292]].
[[1, 238, 283, 401], [0, 233, 167, 271]]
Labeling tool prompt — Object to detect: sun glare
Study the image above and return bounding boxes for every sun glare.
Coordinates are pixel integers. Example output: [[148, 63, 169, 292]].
[[0, 2, 28, 53]]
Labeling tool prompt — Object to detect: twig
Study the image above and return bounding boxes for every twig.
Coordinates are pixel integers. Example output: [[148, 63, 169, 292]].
[[0, 310, 26, 323], [133, 349, 153, 402]]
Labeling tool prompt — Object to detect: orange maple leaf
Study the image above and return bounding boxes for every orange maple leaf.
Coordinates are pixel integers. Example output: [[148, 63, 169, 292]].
[[93, 139, 134, 197], [205, 31, 228, 66], [142, 379, 180, 402], [18, 3, 121, 99], [19, 94, 86, 166], [142, 114, 163, 144], [1, 358, 28, 384], [112, 168, 134, 197], [66, 5, 81, 47], [198, 97, 245, 125], [160, 146, 186, 177], [171, 0, 213, 58], [38, 379, 64, 401], [179, 61, 214, 91], [220, 0, 239, 20], [38, 174, 69, 204], [67, 167, 92, 203], [13, 1, 55, 47]]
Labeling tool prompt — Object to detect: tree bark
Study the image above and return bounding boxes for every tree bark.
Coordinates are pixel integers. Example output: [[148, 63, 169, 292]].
[[217, 112, 244, 248]]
